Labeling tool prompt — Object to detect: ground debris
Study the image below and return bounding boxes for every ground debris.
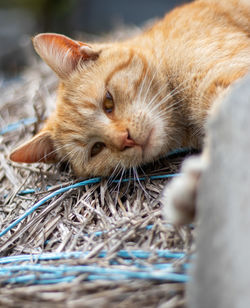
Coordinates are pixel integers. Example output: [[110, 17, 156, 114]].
[[0, 59, 192, 308]]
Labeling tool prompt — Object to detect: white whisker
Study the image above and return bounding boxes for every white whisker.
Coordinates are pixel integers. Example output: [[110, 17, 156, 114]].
[[114, 167, 125, 204], [133, 166, 149, 196]]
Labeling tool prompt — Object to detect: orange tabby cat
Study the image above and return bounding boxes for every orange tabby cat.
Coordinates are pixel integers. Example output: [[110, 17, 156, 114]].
[[10, 0, 250, 177]]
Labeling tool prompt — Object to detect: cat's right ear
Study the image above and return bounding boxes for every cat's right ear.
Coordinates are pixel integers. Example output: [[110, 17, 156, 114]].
[[32, 33, 99, 79]]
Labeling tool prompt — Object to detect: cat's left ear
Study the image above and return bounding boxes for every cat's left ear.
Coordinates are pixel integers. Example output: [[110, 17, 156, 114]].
[[32, 33, 99, 79], [9, 131, 58, 164]]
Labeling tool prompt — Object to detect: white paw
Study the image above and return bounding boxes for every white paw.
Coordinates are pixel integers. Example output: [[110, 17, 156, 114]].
[[162, 155, 207, 225]]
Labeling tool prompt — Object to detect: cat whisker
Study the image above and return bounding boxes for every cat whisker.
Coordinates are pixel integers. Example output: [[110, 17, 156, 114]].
[[144, 82, 169, 111], [164, 97, 187, 114], [142, 87, 185, 121], [57, 142, 87, 173], [192, 125, 205, 139], [138, 165, 147, 178], [148, 81, 190, 113], [133, 166, 149, 197], [137, 65, 152, 102], [150, 94, 187, 120], [39, 143, 72, 167], [114, 166, 125, 205], [136, 56, 165, 110], [108, 163, 124, 194], [141, 59, 165, 107], [107, 161, 122, 186], [54, 144, 77, 167], [56, 148, 79, 172], [108, 163, 120, 180], [146, 75, 186, 106], [121, 167, 132, 198]]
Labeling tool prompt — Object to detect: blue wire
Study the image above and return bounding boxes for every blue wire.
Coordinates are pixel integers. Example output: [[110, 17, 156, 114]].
[[0, 117, 37, 135], [17, 188, 37, 195], [0, 258, 189, 284], [0, 174, 180, 238], [2, 271, 188, 284], [16, 174, 180, 196], [112, 173, 180, 183], [0, 250, 185, 264], [0, 177, 101, 238], [117, 250, 185, 259], [0, 264, 182, 274], [0, 249, 189, 284]]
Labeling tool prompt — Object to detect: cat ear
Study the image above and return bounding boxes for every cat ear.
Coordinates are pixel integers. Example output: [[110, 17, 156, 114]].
[[9, 131, 57, 164], [32, 33, 99, 79]]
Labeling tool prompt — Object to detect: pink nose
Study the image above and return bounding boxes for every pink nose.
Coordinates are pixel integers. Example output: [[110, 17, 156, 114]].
[[123, 137, 136, 148], [119, 130, 137, 151]]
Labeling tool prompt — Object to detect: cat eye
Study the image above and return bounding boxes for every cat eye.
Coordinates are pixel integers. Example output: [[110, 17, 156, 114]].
[[91, 142, 106, 157], [103, 91, 114, 114]]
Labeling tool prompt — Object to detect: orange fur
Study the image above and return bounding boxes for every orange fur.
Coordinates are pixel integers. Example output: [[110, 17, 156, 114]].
[[10, 0, 250, 177]]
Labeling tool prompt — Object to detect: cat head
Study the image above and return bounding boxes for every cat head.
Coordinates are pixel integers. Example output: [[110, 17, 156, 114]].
[[10, 33, 178, 177]]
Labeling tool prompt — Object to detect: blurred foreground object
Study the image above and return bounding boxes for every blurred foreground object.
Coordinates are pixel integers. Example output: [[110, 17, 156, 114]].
[[188, 73, 250, 308]]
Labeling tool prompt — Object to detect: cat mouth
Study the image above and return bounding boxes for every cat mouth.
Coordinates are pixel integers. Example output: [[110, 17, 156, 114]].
[[120, 127, 157, 166], [127, 128, 155, 162]]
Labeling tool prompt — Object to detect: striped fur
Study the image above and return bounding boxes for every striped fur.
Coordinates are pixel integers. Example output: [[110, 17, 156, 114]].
[[10, 0, 250, 177]]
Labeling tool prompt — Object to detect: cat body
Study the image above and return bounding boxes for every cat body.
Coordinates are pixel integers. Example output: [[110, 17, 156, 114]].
[[10, 0, 250, 178]]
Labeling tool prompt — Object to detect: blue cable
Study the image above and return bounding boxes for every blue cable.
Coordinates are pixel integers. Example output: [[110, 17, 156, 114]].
[[0, 250, 185, 264], [0, 177, 101, 238], [0, 253, 189, 284], [17, 174, 180, 196], [2, 270, 188, 284], [0, 249, 189, 284], [0, 117, 37, 135], [0, 173, 180, 238]]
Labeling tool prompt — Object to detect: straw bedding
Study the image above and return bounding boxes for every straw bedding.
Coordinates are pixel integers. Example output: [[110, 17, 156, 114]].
[[0, 45, 194, 307]]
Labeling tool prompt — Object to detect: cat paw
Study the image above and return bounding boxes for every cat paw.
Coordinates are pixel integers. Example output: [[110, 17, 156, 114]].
[[161, 154, 207, 225]]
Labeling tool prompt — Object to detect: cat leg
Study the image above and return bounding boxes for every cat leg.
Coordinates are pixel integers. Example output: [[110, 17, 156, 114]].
[[161, 150, 209, 225]]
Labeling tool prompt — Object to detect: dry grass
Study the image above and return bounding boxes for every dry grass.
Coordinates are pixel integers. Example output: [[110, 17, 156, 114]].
[[0, 45, 194, 307]]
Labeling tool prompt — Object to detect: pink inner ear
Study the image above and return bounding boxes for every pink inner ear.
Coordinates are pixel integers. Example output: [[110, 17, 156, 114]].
[[40, 34, 90, 60], [9, 132, 57, 164], [32, 33, 96, 79]]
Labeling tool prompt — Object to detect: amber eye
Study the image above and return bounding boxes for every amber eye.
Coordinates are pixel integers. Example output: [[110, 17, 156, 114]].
[[91, 142, 105, 157], [103, 91, 114, 114]]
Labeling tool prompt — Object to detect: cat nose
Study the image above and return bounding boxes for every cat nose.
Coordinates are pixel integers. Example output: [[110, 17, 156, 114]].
[[119, 130, 137, 151]]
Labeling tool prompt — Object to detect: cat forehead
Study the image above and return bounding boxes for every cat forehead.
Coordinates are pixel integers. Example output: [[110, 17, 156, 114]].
[[61, 46, 153, 108], [103, 47, 148, 81], [72, 46, 148, 86]]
